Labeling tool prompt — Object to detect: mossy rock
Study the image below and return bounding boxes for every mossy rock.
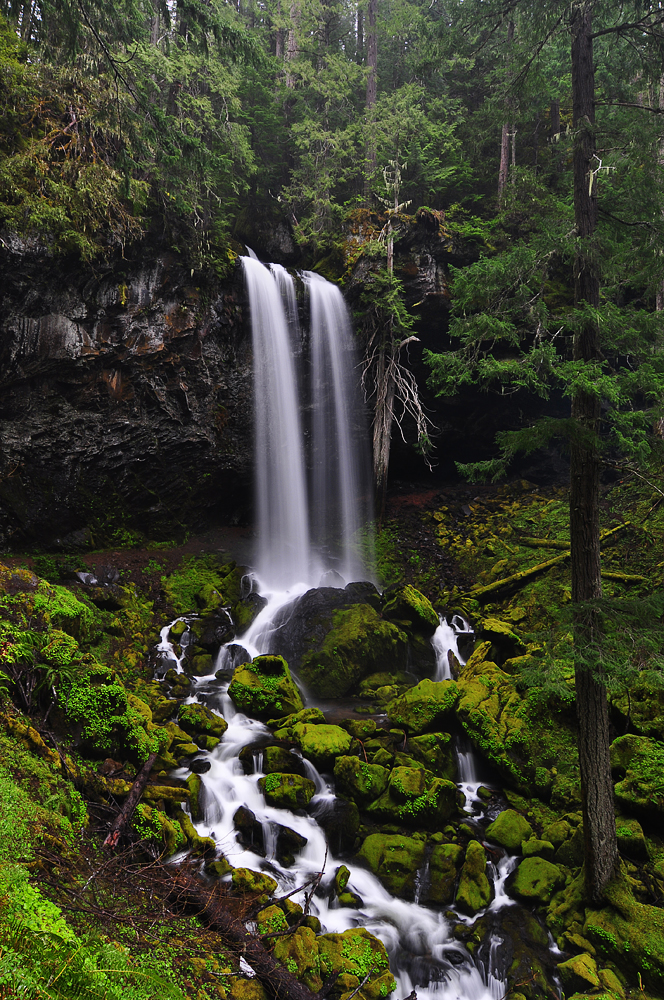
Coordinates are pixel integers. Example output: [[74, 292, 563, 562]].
[[229, 655, 304, 720], [382, 585, 439, 636], [232, 867, 278, 897], [190, 653, 215, 676], [428, 843, 465, 905], [263, 745, 305, 775], [175, 807, 216, 855], [132, 803, 186, 855], [257, 904, 289, 936], [271, 707, 326, 730], [334, 756, 390, 805], [456, 840, 492, 915], [510, 857, 564, 905], [480, 618, 527, 662], [299, 605, 409, 698], [229, 981, 269, 1000], [387, 679, 459, 735], [584, 873, 664, 991], [485, 809, 533, 852], [407, 732, 456, 780], [317, 928, 395, 996], [556, 953, 600, 993], [610, 734, 664, 821], [357, 833, 426, 899], [366, 767, 457, 829], [273, 926, 323, 992], [522, 838, 555, 860], [41, 630, 80, 668], [615, 816, 649, 860], [259, 772, 316, 809], [340, 718, 377, 741], [290, 723, 352, 769], [178, 703, 227, 743]]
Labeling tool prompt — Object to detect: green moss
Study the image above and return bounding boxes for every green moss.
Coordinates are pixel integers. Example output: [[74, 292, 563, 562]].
[[258, 772, 316, 809], [289, 722, 352, 767], [229, 655, 304, 719], [387, 679, 459, 735], [334, 756, 390, 805], [382, 585, 439, 636], [162, 555, 240, 615], [485, 809, 533, 851], [455, 840, 492, 915]]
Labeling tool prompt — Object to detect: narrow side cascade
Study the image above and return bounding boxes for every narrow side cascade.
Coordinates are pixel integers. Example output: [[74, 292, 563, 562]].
[[242, 255, 310, 589], [304, 270, 373, 584]]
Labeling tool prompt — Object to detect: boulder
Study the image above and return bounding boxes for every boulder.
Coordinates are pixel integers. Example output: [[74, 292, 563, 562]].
[[232, 868, 278, 903], [299, 604, 409, 698], [316, 796, 359, 855], [455, 840, 492, 915], [263, 745, 306, 776], [317, 928, 395, 998], [273, 926, 323, 992], [178, 703, 227, 747], [289, 723, 352, 769], [428, 843, 465, 905], [382, 584, 439, 636], [480, 618, 527, 663], [387, 679, 459, 735], [556, 953, 600, 994], [510, 857, 564, 905], [521, 838, 555, 860], [234, 806, 265, 855], [259, 772, 316, 810], [357, 833, 426, 899], [229, 655, 304, 719], [610, 733, 664, 820], [274, 824, 308, 866], [334, 756, 390, 805], [615, 816, 649, 860], [407, 732, 456, 780], [485, 809, 533, 852], [367, 766, 457, 829]]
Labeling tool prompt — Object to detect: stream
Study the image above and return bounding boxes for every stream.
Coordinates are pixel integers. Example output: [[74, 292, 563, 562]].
[[156, 601, 528, 1000]]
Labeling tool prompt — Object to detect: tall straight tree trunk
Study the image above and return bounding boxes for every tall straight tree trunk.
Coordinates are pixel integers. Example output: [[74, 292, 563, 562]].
[[364, 0, 377, 200], [497, 20, 515, 202], [570, 0, 619, 904], [357, 2, 363, 63], [657, 74, 664, 312], [286, 2, 299, 88]]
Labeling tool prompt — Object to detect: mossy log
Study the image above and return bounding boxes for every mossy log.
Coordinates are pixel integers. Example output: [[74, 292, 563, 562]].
[[469, 522, 631, 600], [601, 572, 646, 583], [518, 536, 571, 550], [103, 752, 158, 848]]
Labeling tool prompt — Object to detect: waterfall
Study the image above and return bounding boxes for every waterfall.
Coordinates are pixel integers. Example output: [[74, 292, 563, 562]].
[[242, 256, 310, 589], [241, 257, 372, 592], [304, 270, 372, 584]]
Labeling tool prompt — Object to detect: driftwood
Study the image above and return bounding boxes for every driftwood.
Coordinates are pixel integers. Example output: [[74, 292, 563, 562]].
[[103, 751, 158, 848], [469, 522, 631, 600]]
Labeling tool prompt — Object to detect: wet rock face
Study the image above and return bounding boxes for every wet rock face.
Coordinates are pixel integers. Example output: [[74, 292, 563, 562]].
[[0, 246, 253, 547]]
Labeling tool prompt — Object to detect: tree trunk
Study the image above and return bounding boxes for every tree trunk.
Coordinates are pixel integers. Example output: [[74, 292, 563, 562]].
[[286, 2, 299, 88], [364, 0, 377, 199], [657, 74, 664, 311], [570, 0, 619, 903], [373, 339, 395, 522], [497, 20, 515, 203], [103, 752, 158, 849], [357, 2, 363, 63]]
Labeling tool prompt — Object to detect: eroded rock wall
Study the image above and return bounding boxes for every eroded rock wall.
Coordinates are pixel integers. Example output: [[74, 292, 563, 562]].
[[0, 245, 252, 548]]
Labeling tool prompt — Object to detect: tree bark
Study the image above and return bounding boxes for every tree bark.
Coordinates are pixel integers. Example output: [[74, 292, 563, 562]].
[[357, 2, 363, 63], [286, 2, 299, 88], [570, 0, 619, 903], [657, 73, 664, 311], [103, 752, 158, 849], [364, 0, 377, 199], [497, 20, 515, 203]]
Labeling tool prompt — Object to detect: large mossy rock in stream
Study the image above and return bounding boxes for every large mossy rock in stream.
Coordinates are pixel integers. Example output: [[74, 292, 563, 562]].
[[258, 772, 316, 809], [357, 833, 425, 898], [455, 839, 492, 915], [228, 655, 304, 719], [387, 679, 459, 735], [485, 809, 533, 851], [610, 733, 664, 821], [382, 584, 439, 636], [288, 723, 353, 769], [299, 604, 409, 698], [177, 703, 227, 748], [334, 756, 390, 805], [366, 766, 457, 828], [509, 858, 564, 905], [406, 732, 456, 780]]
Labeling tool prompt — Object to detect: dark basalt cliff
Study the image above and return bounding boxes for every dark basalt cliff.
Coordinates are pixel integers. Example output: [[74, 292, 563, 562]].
[[0, 243, 253, 549]]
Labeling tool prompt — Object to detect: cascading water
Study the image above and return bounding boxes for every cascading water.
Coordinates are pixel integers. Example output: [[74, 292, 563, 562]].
[[241, 256, 372, 597], [304, 270, 372, 584], [242, 256, 310, 589]]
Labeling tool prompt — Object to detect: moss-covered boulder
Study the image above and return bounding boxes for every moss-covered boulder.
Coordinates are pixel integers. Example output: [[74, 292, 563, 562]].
[[367, 766, 457, 828], [263, 745, 305, 775], [485, 809, 533, 852], [510, 857, 564, 905], [259, 772, 316, 810], [556, 953, 600, 993], [382, 585, 439, 636], [229, 655, 304, 720], [615, 816, 649, 860], [428, 843, 465, 905], [610, 733, 664, 820], [522, 838, 555, 860], [299, 605, 409, 698], [317, 927, 395, 998], [455, 840, 492, 915], [387, 680, 459, 735], [232, 867, 278, 902], [334, 757, 390, 805], [257, 904, 289, 936], [290, 723, 352, 769], [406, 732, 456, 780], [273, 926, 324, 992], [356, 833, 426, 899], [584, 874, 664, 991], [178, 703, 227, 748], [480, 619, 527, 662]]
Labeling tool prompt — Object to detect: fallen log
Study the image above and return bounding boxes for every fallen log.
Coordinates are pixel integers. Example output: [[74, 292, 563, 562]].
[[103, 751, 158, 849], [468, 522, 631, 600]]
